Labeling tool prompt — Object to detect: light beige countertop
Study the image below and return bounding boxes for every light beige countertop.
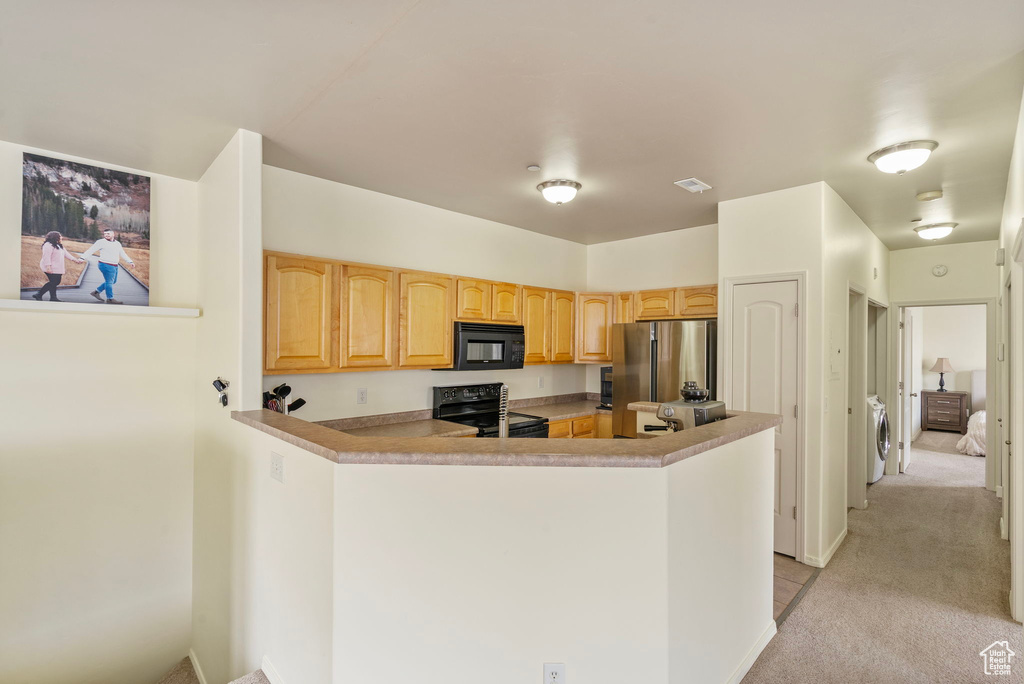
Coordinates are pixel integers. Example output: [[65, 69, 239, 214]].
[[627, 401, 662, 413], [232, 409, 781, 468], [339, 419, 478, 439], [515, 399, 609, 422]]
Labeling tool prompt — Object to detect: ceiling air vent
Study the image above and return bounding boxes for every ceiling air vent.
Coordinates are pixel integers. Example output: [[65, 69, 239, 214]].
[[674, 177, 712, 193]]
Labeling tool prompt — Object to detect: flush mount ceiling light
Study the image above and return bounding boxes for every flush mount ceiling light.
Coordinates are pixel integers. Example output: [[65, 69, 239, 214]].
[[537, 179, 581, 205], [916, 189, 943, 202], [914, 222, 956, 240], [867, 140, 938, 175]]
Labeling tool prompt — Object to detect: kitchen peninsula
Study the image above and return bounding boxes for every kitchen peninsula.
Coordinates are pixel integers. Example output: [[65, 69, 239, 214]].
[[230, 406, 782, 684]]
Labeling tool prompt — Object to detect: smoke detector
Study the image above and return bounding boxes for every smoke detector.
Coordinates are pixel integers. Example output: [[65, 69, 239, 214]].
[[674, 177, 712, 193]]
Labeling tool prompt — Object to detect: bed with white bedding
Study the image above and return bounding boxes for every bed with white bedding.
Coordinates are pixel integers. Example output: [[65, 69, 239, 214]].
[[957, 410, 986, 456]]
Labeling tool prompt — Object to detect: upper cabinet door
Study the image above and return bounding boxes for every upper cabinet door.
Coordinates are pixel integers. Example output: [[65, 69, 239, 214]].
[[456, 278, 492, 321], [636, 289, 675, 319], [615, 292, 635, 324], [399, 271, 455, 368], [342, 265, 395, 369], [265, 254, 335, 371], [576, 293, 614, 363], [550, 290, 575, 363], [678, 285, 718, 318], [522, 287, 551, 364], [491, 282, 522, 324]]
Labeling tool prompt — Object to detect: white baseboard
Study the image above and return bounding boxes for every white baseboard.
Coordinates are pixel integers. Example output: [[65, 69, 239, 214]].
[[805, 528, 848, 568], [912, 428, 922, 441], [1001, 517, 1008, 540], [726, 619, 777, 684], [997, 485, 1004, 499], [262, 655, 286, 684], [189, 649, 208, 684]]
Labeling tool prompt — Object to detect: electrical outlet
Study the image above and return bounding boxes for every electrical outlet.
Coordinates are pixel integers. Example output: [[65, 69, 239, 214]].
[[538, 376, 545, 388], [357, 388, 368, 404], [543, 663, 565, 684], [270, 452, 284, 483]]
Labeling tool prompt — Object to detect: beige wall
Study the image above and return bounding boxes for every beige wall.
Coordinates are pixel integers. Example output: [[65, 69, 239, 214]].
[[332, 432, 775, 684], [889, 241, 1000, 302], [920, 305, 987, 395], [0, 140, 198, 684], [585, 224, 718, 291], [821, 184, 890, 550], [261, 165, 590, 422], [719, 181, 891, 566]]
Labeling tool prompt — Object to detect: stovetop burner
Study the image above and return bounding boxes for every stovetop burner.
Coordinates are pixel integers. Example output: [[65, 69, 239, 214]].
[[432, 383, 549, 438]]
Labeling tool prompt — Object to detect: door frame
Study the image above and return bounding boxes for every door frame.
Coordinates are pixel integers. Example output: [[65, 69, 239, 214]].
[[847, 285, 868, 510], [721, 271, 807, 565], [886, 298, 999, 488]]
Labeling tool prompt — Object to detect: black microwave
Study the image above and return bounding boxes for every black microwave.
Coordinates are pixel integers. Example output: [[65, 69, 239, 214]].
[[451, 322, 525, 371]]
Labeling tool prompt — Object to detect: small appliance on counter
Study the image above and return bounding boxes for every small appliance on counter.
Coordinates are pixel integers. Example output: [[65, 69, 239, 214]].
[[433, 382, 548, 438], [599, 366, 612, 410], [655, 381, 726, 431]]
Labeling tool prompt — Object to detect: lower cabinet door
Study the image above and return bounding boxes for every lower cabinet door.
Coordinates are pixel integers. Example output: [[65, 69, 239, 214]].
[[548, 419, 572, 439]]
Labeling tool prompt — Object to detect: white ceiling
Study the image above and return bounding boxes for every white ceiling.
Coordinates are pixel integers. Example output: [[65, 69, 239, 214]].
[[3, 1, 1023, 249]]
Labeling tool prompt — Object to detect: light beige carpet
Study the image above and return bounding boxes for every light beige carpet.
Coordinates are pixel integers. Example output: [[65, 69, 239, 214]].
[[743, 441, 1018, 683], [228, 670, 271, 684], [913, 428, 969, 456], [156, 658, 199, 684]]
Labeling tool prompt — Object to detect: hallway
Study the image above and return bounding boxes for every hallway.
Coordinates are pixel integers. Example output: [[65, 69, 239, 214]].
[[744, 434, 1019, 683]]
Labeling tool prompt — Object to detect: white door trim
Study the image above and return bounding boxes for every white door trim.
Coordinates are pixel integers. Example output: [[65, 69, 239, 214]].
[[722, 271, 807, 565], [887, 298, 999, 487]]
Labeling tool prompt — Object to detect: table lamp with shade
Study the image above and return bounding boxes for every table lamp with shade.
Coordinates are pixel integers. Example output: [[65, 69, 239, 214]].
[[929, 357, 954, 392]]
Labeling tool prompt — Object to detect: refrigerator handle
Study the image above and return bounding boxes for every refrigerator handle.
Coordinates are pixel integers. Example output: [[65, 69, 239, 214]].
[[650, 337, 658, 401]]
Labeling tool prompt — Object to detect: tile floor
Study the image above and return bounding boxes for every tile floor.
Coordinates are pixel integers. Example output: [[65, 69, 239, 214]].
[[772, 554, 818, 624]]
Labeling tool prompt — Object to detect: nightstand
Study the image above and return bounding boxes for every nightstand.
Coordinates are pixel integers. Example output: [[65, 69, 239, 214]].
[[921, 390, 971, 434]]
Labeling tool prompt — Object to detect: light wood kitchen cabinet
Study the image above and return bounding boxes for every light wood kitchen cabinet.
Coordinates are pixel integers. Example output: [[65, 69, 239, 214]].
[[677, 285, 718, 318], [265, 254, 336, 372], [576, 293, 614, 363], [455, 278, 491, 321], [491, 282, 522, 324], [550, 290, 575, 363], [456, 278, 522, 324], [398, 270, 455, 368], [615, 292, 635, 324], [341, 265, 394, 369], [595, 412, 613, 439], [635, 288, 676, 319], [548, 415, 597, 439], [523, 287, 551, 364]]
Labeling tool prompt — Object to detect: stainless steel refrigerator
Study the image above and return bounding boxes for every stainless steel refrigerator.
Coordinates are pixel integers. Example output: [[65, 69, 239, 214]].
[[611, 320, 717, 438]]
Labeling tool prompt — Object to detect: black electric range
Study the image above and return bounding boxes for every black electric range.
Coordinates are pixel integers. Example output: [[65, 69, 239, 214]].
[[433, 383, 549, 438]]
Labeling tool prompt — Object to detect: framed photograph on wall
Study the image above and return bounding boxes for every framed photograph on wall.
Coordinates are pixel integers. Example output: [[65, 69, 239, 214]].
[[20, 153, 151, 306]]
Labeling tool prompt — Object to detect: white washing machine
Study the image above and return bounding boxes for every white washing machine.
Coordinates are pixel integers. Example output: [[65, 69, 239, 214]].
[[867, 395, 890, 484]]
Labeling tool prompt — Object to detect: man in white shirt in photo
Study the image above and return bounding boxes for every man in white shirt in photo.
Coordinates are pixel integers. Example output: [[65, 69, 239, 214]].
[[82, 229, 135, 304]]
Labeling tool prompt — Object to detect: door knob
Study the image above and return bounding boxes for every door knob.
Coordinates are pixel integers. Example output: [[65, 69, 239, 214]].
[[910, 393, 918, 397], [1007, 441, 1012, 445]]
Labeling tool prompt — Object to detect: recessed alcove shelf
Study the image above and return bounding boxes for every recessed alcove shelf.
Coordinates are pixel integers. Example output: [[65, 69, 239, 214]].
[[0, 299, 200, 318]]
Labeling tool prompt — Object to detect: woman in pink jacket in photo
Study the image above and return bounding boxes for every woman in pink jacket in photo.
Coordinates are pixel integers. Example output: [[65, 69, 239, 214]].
[[32, 231, 84, 302]]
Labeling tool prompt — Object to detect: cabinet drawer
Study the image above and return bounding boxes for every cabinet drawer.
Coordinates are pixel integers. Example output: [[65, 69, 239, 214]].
[[926, 397, 962, 408], [572, 416, 595, 436], [548, 420, 572, 439]]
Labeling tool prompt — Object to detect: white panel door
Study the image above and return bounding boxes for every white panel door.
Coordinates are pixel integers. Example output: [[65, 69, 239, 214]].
[[900, 310, 915, 473], [731, 280, 799, 557]]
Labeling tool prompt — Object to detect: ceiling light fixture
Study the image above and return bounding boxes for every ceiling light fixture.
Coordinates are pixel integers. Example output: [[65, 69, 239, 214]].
[[526, 165, 541, 172], [915, 222, 956, 240], [537, 179, 581, 205], [867, 140, 938, 175], [916, 189, 943, 202]]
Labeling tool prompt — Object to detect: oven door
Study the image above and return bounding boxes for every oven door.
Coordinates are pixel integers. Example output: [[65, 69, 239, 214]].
[[453, 323, 525, 371]]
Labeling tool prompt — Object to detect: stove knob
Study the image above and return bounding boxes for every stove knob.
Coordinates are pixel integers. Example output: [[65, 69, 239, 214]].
[[662, 407, 675, 417]]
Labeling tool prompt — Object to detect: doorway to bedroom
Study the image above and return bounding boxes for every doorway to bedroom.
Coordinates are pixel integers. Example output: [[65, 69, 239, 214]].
[[898, 304, 990, 488]]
